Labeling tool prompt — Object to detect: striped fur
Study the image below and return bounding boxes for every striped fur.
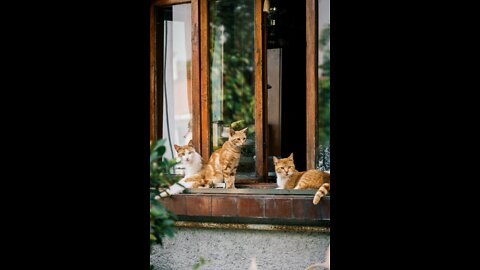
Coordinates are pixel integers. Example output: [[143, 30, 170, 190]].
[[313, 183, 330, 205], [273, 153, 330, 204], [204, 127, 247, 189]]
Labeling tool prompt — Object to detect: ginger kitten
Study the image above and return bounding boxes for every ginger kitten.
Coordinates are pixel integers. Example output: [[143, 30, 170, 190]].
[[204, 127, 248, 189], [273, 153, 330, 204]]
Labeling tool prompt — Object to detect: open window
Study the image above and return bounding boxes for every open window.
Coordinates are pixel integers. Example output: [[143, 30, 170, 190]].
[[152, 0, 330, 225], [150, 0, 201, 175], [151, 0, 330, 184], [201, 0, 266, 182], [306, 0, 330, 171], [315, 0, 330, 170]]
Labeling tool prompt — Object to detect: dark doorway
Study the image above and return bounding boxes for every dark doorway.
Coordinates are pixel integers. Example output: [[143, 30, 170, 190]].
[[267, 0, 307, 176]]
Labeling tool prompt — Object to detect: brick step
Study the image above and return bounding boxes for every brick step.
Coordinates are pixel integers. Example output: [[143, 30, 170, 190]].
[[160, 193, 330, 225]]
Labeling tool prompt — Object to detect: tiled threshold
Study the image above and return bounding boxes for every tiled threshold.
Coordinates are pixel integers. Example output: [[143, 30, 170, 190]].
[[161, 190, 330, 226]]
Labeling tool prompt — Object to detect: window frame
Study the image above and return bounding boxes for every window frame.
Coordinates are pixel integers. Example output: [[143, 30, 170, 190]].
[[306, 0, 318, 170], [151, 0, 329, 225], [150, 0, 201, 150], [151, 0, 325, 177], [152, 0, 266, 182], [200, 0, 266, 182]]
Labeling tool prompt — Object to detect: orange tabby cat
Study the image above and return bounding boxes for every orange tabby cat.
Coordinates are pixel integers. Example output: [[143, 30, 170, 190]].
[[273, 153, 330, 204], [204, 127, 248, 189]]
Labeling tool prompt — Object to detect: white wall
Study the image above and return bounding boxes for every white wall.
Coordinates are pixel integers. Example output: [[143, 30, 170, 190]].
[[151, 227, 330, 270]]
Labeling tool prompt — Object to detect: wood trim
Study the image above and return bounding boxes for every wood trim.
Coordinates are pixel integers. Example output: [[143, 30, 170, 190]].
[[197, 0, 266, 176], [152, 0, 191, 6], [151, 0, 197, 145], [262, 5, 268, 180], [191, 0, 201, 152], [255, 0, 264, 178], [150, 4, 156, 141], [200, 0, 210, 161], [306, 0, 318, 170]]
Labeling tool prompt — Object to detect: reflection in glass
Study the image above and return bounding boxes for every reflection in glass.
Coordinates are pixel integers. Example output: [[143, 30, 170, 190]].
[[156, 4, 193, 163], [316, 0, 330, 171], [208, 0, 256, 178]]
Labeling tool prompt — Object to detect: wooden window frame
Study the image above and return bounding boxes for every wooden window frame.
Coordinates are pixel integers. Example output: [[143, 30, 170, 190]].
[[151, 0, 323, 177], [200, 0, 266, 182], [306, 0, 318, 170], [150, 0, 201, 151], [152, 0, 266, 182], [152, 0, 329, 226]]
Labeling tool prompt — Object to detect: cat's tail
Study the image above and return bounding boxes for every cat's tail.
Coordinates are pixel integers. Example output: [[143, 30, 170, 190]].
[[313, 183, 330, 205]]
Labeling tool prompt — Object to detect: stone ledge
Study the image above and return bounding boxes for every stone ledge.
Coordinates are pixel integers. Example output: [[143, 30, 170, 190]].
[[174, 221, 330, 233]]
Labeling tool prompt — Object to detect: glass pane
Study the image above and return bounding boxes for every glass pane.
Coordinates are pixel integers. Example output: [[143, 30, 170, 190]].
[[156, 4, 192, 163], [316, 0, 330, 171], [208, 0, 256, 178]]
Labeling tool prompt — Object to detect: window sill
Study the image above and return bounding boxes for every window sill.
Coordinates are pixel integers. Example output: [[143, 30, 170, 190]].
[[161, 187, 330, 226]]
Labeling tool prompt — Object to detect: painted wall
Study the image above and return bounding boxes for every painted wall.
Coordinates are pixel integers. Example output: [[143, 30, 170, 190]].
[[151, 226, 330, 270]]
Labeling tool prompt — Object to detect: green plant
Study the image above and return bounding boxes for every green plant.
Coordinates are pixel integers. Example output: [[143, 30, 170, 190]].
[[150, 139, 180, 267]]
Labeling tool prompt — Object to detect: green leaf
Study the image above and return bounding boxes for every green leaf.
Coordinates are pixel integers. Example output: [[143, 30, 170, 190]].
[[150, 138, 177, 254], [164, 227, 175, 237], [150, 152, 158, 163], [150, 205, 162, 216], [162, 219, 175, 227], [156, 146, 166, 156], [151, 140, 167, 155]]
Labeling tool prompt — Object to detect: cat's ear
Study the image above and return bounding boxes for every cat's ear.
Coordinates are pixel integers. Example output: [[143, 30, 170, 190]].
[[174, 144, 180, 152], [273, 156, 279, 165], [188, 140, 194, 147], [240, 127, 248, 134], [230, 127, 236, 137], [288, 153, 294, 160]]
